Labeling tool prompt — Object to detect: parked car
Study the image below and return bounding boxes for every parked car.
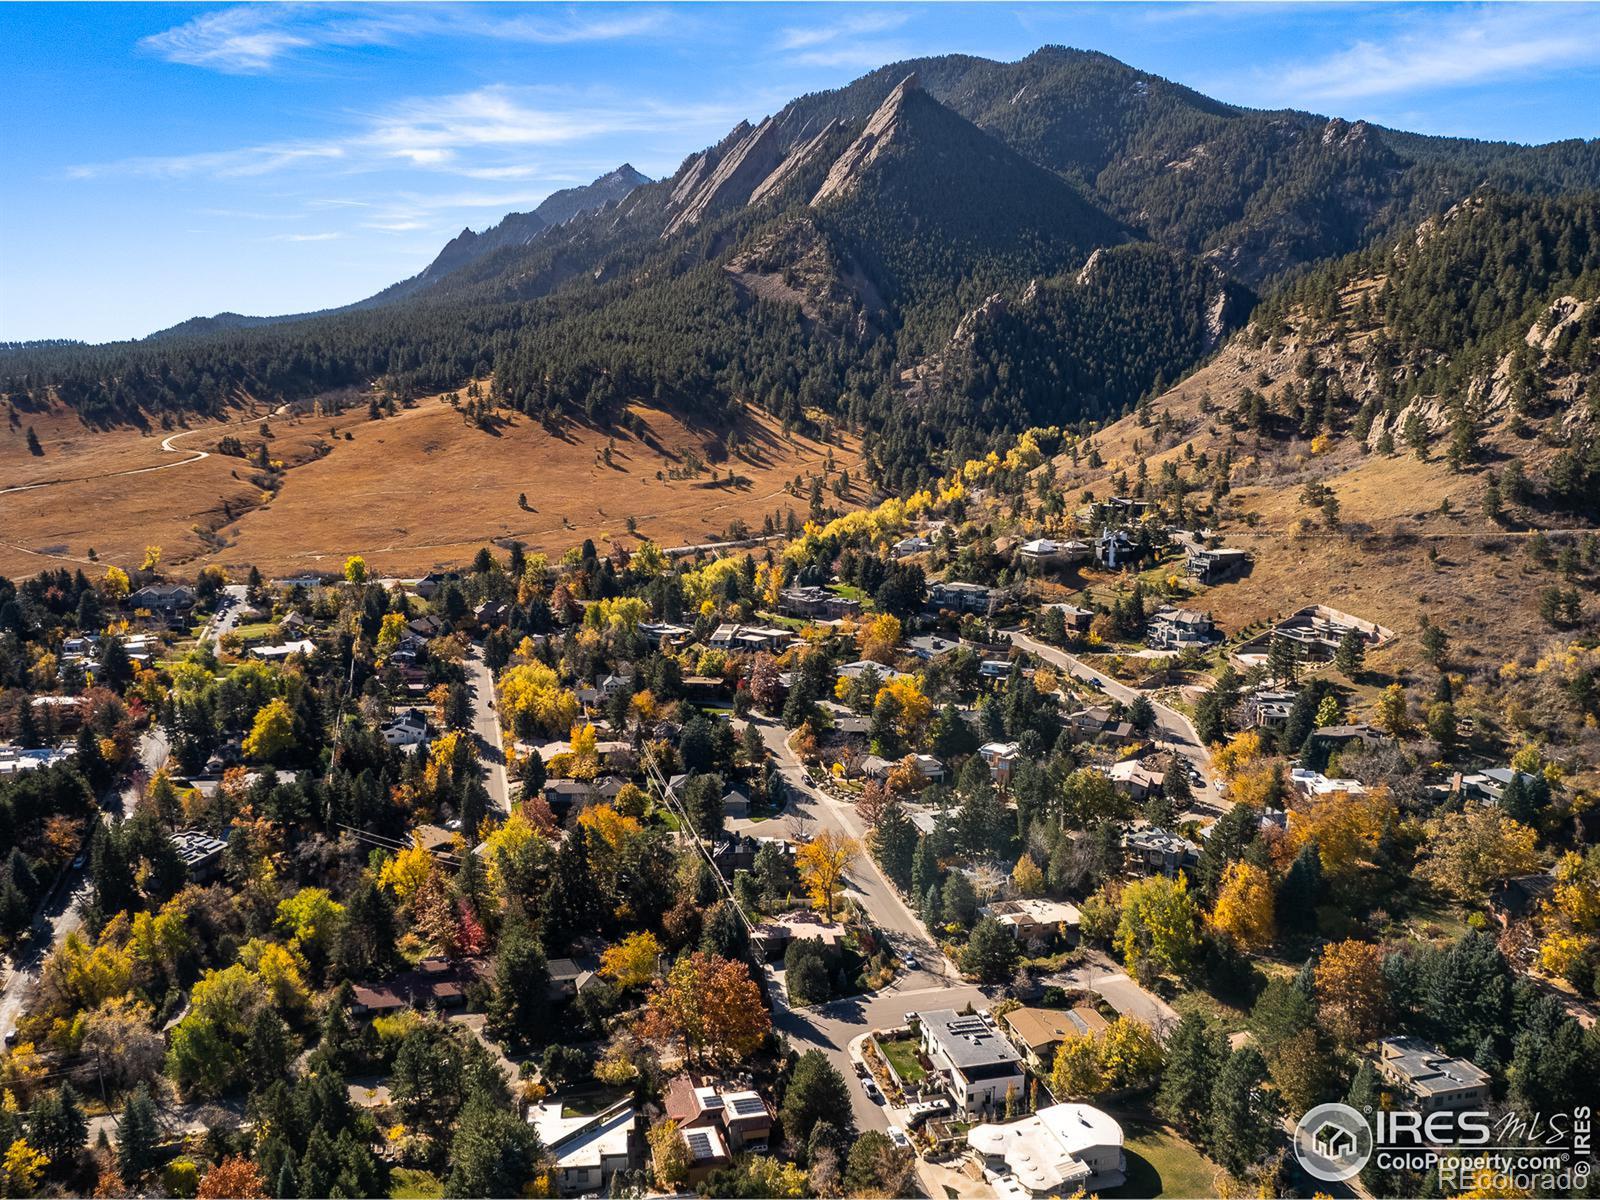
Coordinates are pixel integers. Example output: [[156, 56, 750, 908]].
[[887, 1126, 911, 1149], [901, 953, 920, 971], [854, 1061, 869, 1080], [861, 1078, 885, 1105]]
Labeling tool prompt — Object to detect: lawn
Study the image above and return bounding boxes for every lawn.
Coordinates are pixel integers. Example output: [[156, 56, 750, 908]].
[[388, 1169, 443, 1199], [1106, 1119, 1227, 1199], [877, 1035, 926, 1083]]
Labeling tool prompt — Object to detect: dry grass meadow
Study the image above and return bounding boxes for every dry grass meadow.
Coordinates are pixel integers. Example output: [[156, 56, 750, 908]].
[[1, 394, 864, 579]]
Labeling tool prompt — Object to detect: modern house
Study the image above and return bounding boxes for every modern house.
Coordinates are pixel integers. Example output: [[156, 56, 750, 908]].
[[1376, 1037, 1491, 1113], [1146, 607, 1217, 650], [529, 1099, 636, 1196], [639, 621, 691, 649], [170, 829, 229, 881], [914, 1009, 1027, 1116], [380, 708, 430, 748], [1000, 1006, 1109, 1072], [1289, 768, 1367, 798], [892, 535, 934, 558], [1241, 689, 1298, 730], [905, 633, 961, 661], [1186, 546, 1252, 583], [777, 586, 862, 620], [1459, 767, 1542, 806], [1122, 827, 1196, 877], [663, 1076, 774, 1182], [1094, 528, 1138, 569], [978, 741, 1022, 785], [1041, 602, 1094, 633], [967, 1104, 1126, 1197], [928, 580, 996, 615], [1019, 538, 1092, 567], [708, 624, 792, 653]]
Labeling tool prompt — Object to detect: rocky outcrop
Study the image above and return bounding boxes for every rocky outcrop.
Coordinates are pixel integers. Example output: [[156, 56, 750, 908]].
[[811, 73, 922, 205], [664, 117, 787, 237], [750, 118, 850, 206], [534, 163, 649, 227]]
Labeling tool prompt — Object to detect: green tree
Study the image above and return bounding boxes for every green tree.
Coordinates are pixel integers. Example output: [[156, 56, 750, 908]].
[[1156, 1013, 1225, 1137], [781, 1050, 853, 1150], [443, 1094, 543, 1198], [117, 1084, 162, 1183], [486, 922, 550, 1048], [1208, 1047, 1282, 1174], [961, 917, 1020, 983]]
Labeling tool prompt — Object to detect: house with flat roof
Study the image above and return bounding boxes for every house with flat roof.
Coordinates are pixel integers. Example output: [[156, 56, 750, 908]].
[[1000, 1006, 1110, 1072], [981, 899, 1081, 946], [914, 1009, 1026, 1116], [1019, 538, 1092, 567], [777, 586, 861, 620], [529, 1099, 636, 1196], [1186, 546, 1251, 583], [1123, 827, 1196, 877], [170, 829, 229, 881], [967, 1103, 1126, 1197], [1376, 1036, 1490, 1113], [978, 741, 1022, 785], [928, 580, 996, 614]]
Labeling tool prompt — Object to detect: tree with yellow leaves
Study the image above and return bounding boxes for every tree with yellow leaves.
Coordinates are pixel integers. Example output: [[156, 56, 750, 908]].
[[1285, 787, 1396, 881], [242, 697, 296, 763], [1210, 862, 1276, 950], [795, 830, 858, 919], [600, 931, 663, 990], [875, 675, 932, 747], [479, 812, 537, 898], [1417, 803, 1540, 901], [1535, 848, 1600, 982], [1374, 683, 1413, 738], [375, 612, 407, 661], [1214, 730, 1265, 781], [141, 545, 162, 572], [858, 613, 902, 665], [2, 1138, 49, 1196], [377, 835, 436, 904], [1314, 939, 1387, 1046], [342, 555, 367, 585], [499, 662, 580, 739], [1114, 874, 1200, 979], [1012, 855, 1045, 898], [1049, 1033, 1105, 1097], [100, 565, 130, 601]]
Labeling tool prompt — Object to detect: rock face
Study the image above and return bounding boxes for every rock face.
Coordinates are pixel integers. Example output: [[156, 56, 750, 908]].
[[534, 164, 650, 227], [811, 73, 922, 205], [664, 117, 788, 236], [749, 118, 850, 206]]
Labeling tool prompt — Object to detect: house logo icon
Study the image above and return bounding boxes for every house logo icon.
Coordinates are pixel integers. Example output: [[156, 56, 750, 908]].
[[1294, 1103, 1373, 1182]]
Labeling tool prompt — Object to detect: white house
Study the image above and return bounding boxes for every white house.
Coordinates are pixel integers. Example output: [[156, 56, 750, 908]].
[[381, 709, 430, 748], [967, 1103, 1126, 1197], [529, 1099, 636, 1196], [915, 1009, 1026, 1116]]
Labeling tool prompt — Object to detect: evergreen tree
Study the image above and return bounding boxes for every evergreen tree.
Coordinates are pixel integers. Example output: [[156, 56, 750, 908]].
[[1208, 1047, 1282, 1174], [1157, 1013, 1224, 1136], [486, 922, 550, 1048]]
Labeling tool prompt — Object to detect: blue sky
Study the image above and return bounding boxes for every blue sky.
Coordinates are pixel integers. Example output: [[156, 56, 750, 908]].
[[4, 2, 1598, 344]]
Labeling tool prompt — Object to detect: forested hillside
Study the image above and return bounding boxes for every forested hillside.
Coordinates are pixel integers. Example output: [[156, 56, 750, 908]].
[[4, 47, 1598, 493]]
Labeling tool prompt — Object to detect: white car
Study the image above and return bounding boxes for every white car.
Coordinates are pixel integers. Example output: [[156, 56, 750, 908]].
[[861, 1077, 885, 1104], [887, 1126, 911, 1149]]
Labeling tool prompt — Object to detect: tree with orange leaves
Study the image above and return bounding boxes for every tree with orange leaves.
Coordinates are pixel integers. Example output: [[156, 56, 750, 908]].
[[640, 951, 769, 1064], [1286, 787, 1396, 880], [197, 1156, 268, 1200]]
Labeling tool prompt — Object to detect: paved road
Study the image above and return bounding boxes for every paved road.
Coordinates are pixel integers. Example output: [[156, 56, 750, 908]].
[[463, 645, 510, 814], [0, 728, 167, 1045], [1006, 629, 1218, 799], [199, 583, 250, 646], [750, 716, 954, 986]]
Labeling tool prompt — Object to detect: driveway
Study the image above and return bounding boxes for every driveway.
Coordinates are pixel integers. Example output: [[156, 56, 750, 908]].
[[1046, 951, 1180, 1038]]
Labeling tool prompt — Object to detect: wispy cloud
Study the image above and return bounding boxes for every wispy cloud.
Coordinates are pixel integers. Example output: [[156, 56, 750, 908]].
[[776, 10, 909, 52], [141, 4, 673, 74], [1247, 5, 1600, 103], [68, 84, 742, 181], [272, 231, 344, 242]]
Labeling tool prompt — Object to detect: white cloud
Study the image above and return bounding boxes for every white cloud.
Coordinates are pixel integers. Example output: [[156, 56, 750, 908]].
[[1250, 6, 1600, 103], [272, 231, 344, 242], [776, 10, 909, 52], [140, 4, 674, 74], [68, 85, 743, 181]]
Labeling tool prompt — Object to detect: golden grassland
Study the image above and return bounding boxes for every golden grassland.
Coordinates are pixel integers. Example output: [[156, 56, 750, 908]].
[[0, 393, 864, 578]]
